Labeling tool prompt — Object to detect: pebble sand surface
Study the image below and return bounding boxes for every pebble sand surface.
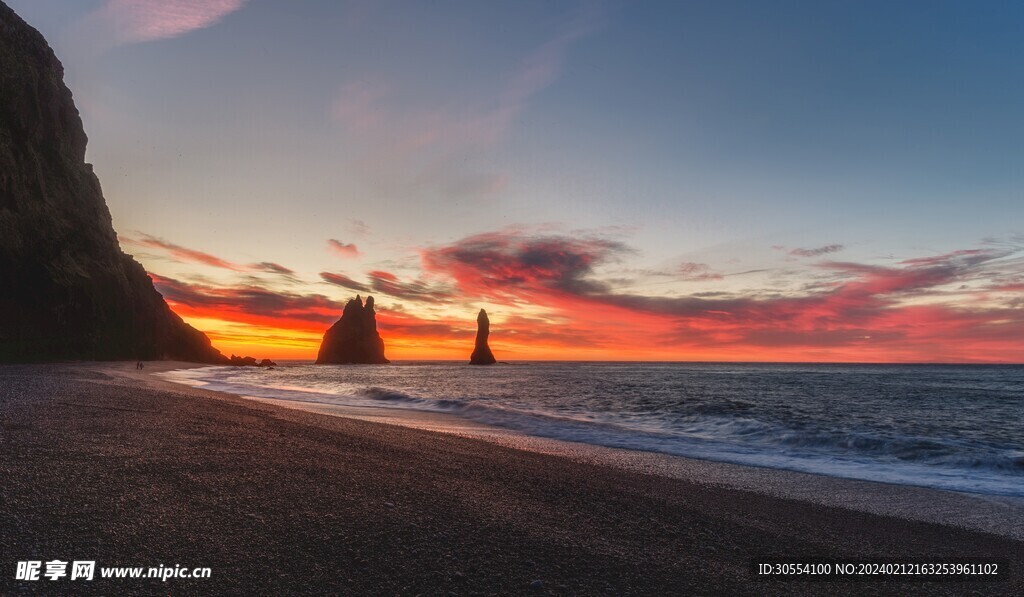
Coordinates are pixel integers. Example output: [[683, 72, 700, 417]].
[[1, 362, 1021, 594]]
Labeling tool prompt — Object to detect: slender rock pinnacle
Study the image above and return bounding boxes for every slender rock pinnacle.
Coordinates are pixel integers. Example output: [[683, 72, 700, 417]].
[[469, 309, 497, 365]]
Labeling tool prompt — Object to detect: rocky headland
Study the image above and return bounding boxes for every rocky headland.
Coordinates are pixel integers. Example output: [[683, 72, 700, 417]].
[[0, 2, 225, 363]]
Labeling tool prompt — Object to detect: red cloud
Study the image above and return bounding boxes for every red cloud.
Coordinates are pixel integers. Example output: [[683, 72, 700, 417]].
[[421, 230, 629, 304], [151, 274, 342, 333], [420, 229, 1024, 362], [142, 229, 1022, 362], [327, 239, 361, 258], [150, 271, 612, 358]]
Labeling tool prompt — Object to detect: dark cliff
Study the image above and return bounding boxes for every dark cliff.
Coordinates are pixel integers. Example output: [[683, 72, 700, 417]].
[[316, 295, 389, 364], [0, 2, 225, 363], [469, 309, 496, 365]]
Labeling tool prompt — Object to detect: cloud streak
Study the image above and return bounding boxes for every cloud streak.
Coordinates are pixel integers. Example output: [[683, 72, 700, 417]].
[[320, 272, 370, 293], [789, 244, 845, 258], [124, 234, 245, 271], [677, 262, 724, 281], [328, 3, 603, 199], [250, 262, 295, 276], [123, 234, 294, 276], [366, 270, 453, 304], [98, 0, 247, 44]]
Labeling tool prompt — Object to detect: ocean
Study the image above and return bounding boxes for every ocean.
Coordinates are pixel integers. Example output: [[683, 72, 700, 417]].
[[162, 362, 1024, 497]]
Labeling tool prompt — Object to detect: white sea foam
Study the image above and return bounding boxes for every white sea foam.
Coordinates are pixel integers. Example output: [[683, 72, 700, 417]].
[[160, 362, 1024, 497]]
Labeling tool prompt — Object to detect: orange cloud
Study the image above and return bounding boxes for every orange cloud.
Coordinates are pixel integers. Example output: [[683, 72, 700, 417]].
[[151, 274, 340, 334]]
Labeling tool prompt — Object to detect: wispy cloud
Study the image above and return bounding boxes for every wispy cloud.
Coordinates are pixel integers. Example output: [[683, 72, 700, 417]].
[[122, 234, 294, 276], [97, 0, 248, 45], [496, 2, 605, 129], [124, 234, 245, 271], [250, 262, 296, 277], [327, 239, 361, 258], [329, 2, 604, 199], [367, 270, 454, 304], [677, 262, 724, 281], [348, 219, 370, 238], [330, 81, 390, 131], [789, 244, 845, 258]]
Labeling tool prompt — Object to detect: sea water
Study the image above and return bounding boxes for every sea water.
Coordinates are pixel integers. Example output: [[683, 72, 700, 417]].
[[162, 362, 1024, 497]]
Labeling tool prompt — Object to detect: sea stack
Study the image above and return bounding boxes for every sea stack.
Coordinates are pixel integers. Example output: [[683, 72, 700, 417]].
[[316, 295, 389, 364], [0, 2, 225, 363], [469, 309, 497, 365]]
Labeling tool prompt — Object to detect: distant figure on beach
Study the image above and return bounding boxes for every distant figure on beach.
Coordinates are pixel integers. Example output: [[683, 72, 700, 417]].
[[469, 309, 497, 365]]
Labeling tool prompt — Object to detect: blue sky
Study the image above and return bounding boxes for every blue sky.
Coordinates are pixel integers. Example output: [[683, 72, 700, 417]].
[[9, 0, 1024, 360]]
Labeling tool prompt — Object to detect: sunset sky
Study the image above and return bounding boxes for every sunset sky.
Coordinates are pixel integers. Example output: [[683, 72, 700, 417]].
[[12, 0, 1024, 362]]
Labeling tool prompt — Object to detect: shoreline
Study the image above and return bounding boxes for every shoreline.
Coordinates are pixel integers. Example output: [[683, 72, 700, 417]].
[[2, 361, 1021, 594], [156, 363, 1024, 542]]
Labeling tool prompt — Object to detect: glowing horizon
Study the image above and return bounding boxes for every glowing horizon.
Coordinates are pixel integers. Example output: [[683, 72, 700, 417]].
[[142, 228, 1024, 363]]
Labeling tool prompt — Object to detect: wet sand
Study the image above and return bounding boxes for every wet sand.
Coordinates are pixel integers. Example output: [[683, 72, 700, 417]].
[[1, 362, 1021, 595], [231, 390, 1024, 543]]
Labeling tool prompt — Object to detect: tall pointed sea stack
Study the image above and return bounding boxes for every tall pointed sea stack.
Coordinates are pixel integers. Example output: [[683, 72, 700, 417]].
[[0, 2, 225, 363], [316, 295, 389, 364], [469, 309, 497, 365]]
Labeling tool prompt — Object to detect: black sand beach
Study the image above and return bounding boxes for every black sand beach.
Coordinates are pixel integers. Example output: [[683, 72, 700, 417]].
[[1, 363, 1021, 595]]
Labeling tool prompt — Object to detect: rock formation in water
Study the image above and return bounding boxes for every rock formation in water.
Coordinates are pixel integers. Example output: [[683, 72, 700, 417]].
[[469, 309, 497, 365], [0, 2, 226, 363], [316, 295, 389, 364], [228, 355, 278, 367]]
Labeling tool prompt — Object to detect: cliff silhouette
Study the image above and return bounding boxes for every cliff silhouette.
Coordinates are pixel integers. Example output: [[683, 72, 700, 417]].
[[316, 295, 389, 364], [0, 2, 225, 363], [469, 309, 497, 365]]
